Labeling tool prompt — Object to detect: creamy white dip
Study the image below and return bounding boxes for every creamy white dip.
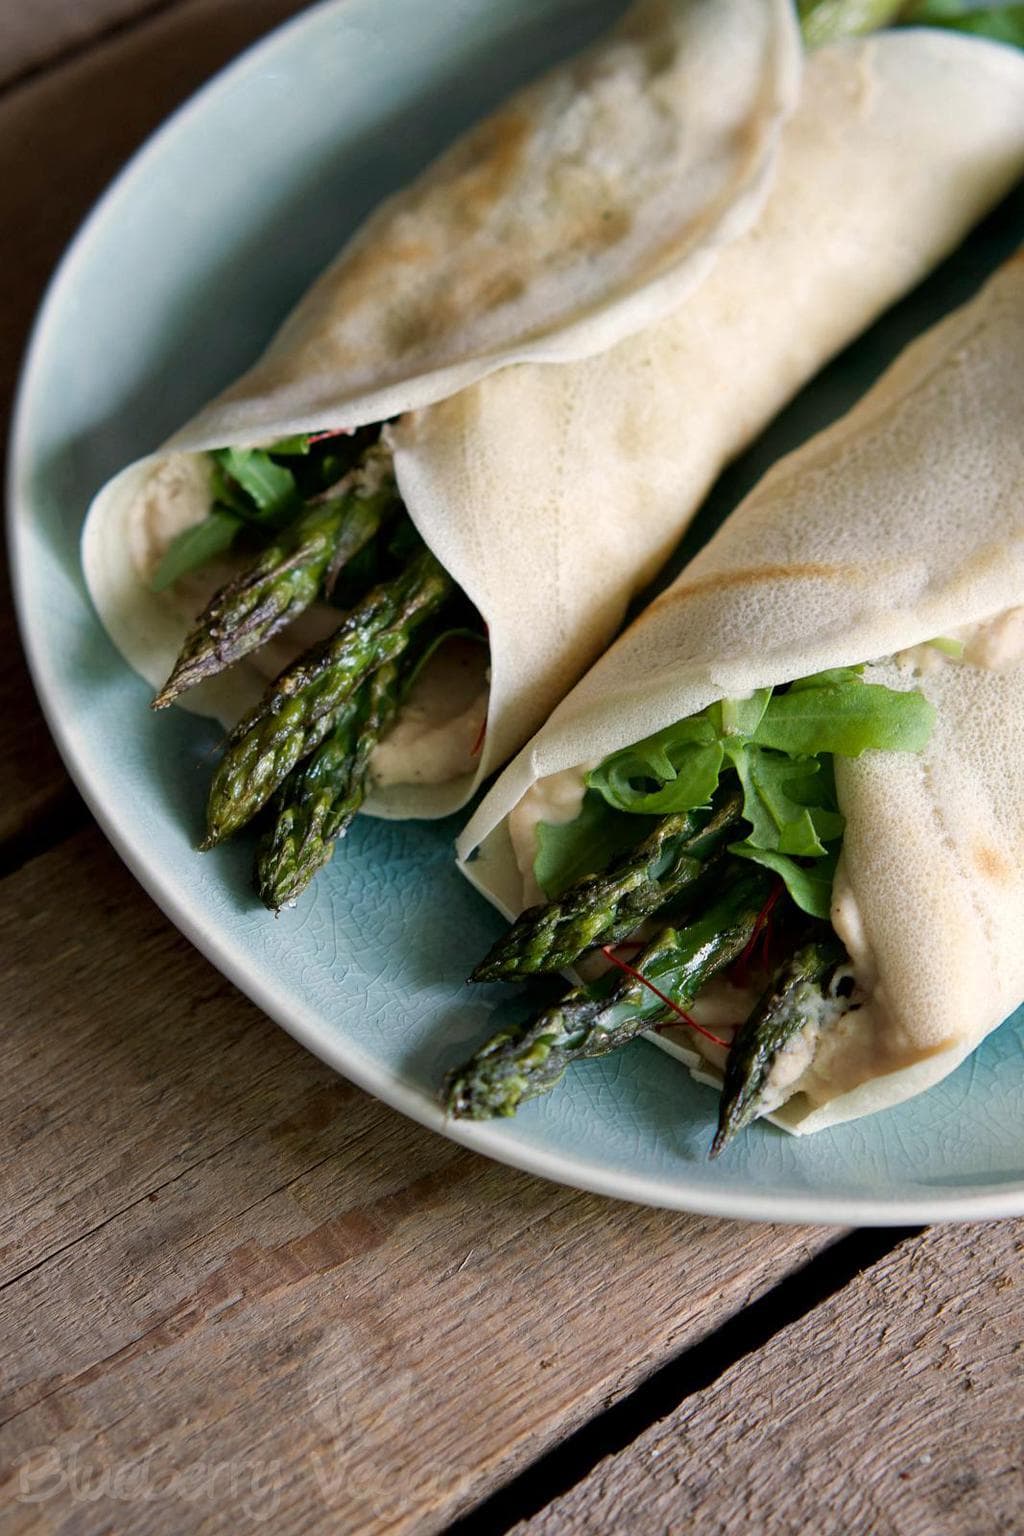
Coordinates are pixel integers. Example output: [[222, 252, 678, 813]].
[[369, 636, 489, 789], [507, 765, 591, 907], [898, 607, 1024, 675]]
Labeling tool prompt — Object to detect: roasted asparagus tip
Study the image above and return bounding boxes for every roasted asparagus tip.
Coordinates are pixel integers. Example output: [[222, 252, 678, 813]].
[[710, 936, 847, 1157], [254, 657, 406, 909], [155, 442, 397, 709], [450, 867, 770, 1120], [472, 788, 743, 982], [203, 546, 453, 843], [444, 1023, 572, 1119]]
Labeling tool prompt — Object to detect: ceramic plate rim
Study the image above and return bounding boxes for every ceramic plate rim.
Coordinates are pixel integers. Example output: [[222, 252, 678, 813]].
[[9, 0, 1024, 1225]]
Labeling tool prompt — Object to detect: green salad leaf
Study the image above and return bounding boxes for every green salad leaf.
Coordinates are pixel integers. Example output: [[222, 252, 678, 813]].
[[534, 791, 658, 900], [927, 635, 966, 659], [749, 676, 934, 757], [151, 509, 242, 592], [151, 433, 380, 593], [799, 0, 1024, 48], [544, 668, 935, 917], [900, 1, 1024, 47], [706, 688, 772, 739], [586, 715, 724, 814], [798, 0, 906, 47], [723, 745, 844, 859], [211, 446, 301, 525], [730, 844, 840, 921]]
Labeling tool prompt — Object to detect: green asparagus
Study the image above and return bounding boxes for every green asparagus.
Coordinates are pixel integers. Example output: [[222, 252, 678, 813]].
[[711, 936, 847, 1156], [256, 657, 404, 909], [472, 787, 744, 982], [202, 544, 453, 846], [447, 866, 770, 1120], [153, 444, 398, 708]]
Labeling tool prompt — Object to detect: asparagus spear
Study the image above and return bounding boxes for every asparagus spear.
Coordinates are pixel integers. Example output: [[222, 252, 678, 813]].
[[472, 787, 744, 982], [446, 866, 770, 1120], [711, 935, 847, 1156], [202, 544, 453, 846], [153, 443, 398, 708], [256, 657, 404, 909]]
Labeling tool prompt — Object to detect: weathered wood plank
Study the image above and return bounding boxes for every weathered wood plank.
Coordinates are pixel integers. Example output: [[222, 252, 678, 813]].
[[513, 1221, 1024, 1536], [0, 596, 76, 853], [0, 0, 309, 421], [0, 0, 178, 91], [0, 0, 311, 848], [0, 827, 836, 1532]]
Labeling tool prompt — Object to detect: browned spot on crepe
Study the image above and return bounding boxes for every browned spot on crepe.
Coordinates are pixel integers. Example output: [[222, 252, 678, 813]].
[[589, 205, 633, 251], [973, 842, 1014, 885], [473, 267, 528, 312], [656, 562, 851, 605], [331, 237, 436, 296], [458, 109, 531, 223]]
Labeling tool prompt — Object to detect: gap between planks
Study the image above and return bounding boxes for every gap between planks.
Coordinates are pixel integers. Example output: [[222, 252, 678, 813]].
[[0, 0, 185, 95], [0, 824, 842, 1534], [448, 1226, 923, 1536], [505, 1219, 1024, 1536], [0, 17, 962, 1532]]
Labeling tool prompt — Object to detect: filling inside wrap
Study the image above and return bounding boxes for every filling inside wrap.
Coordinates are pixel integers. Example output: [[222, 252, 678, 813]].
[[80, 13, 1024, 918], [104, 426, 492, 911], [452, 623, 1024, 1151], [449, 252, 1024, 1147]]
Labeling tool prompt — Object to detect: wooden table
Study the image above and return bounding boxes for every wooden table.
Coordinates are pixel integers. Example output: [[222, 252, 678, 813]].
[[1, 5, 1021, 1531]]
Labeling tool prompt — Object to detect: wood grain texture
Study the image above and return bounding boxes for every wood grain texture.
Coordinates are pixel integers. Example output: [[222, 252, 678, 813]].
[[0, 0, 178, 90], [514, 1222, 1024, 1536], [0, 590, 76, 852], [0, 0, 310, 420], [0, 0, 311, 849], [0, 828, 835, 1532]]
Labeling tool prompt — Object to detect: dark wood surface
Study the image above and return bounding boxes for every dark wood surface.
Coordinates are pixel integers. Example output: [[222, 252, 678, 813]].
[[0, 4, 1020, 1531]]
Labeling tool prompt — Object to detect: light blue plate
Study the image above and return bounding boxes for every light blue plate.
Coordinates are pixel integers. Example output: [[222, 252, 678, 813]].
[[10, 0, 1024, 1222]]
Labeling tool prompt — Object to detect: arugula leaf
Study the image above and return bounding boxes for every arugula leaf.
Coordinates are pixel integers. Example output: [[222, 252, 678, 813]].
[[706, 688, 771, 738], [787, 666, 864, 689], [901, 1, 1024, 47], [536, 667, 934, 914], [587, 716, 722, 813], [730, 843, 839, 920], [751, 679, 935, 757], [928, 635, 965, 659], [211, 447, 301, 525], [723, 745, 844, 857], [798, 0, 905, 46], [586, 673, 930, 816], [151, 510, 242, 592], [265, 434, 312, 456], [597, 740, 725, 815], [534, 792, 657, 899]]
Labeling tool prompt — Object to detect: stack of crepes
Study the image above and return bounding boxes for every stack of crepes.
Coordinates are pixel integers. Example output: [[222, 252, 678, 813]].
[[457, 253, 1024, 1134], [82, 0, 1024, 825]]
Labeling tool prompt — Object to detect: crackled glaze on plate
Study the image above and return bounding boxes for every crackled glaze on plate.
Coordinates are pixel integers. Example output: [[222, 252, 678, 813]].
[[9, 0, 1024, 1222]]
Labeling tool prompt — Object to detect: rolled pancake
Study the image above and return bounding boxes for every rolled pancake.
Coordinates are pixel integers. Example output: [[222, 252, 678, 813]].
[[82, 29, 1024, 823], [167, 0, 801, 439], [458, 255, 1024, 1133]]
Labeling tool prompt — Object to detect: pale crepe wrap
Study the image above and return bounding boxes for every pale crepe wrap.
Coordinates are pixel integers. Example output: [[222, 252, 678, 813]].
[[82, 24, 1024, 824], [458, 255, 1024, 1136], [167, 0, 802, 439]]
